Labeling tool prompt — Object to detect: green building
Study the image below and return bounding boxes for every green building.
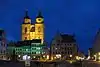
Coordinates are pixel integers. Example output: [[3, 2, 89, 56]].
[[7, 39, 49, 61], [15, 39, 47, 60]]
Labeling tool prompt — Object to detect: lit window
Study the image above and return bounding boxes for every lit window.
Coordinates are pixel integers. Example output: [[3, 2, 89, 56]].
[[36, 47, 40, 50], [36, 51, 40, 54], [26, 49, 28, 51], [42, 52, 44, 54]]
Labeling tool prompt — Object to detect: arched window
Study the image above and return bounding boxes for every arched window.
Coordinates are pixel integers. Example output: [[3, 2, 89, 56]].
[[25, 37, 27, 40], [38, 27, 41, 32], [25, 27, 27, 33], [30, 27, 35, 32]]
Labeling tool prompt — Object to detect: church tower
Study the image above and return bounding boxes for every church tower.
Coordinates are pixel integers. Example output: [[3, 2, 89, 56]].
[[21, 10, 31, 40], [35, 11, 44, 43], [21, 10, 44, 43]]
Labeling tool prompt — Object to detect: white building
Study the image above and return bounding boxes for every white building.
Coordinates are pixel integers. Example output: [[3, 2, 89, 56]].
[[50, 32, 78, 60]]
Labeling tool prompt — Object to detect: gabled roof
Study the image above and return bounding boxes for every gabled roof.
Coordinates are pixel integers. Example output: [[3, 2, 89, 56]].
[[93, 28, 100, 53], [60, 34, 76, 43]]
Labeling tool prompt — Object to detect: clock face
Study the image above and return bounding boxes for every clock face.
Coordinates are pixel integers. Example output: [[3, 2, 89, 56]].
[[36, 18, 43, 23]]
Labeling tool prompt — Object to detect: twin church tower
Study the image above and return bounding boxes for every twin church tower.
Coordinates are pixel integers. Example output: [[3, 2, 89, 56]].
[[21, 10, 44, 43]]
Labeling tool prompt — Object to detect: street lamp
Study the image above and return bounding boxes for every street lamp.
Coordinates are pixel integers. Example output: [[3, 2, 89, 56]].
[[98, 52, 100, 55], [70, 55, 72, 60], [70, 55, 72, 57]]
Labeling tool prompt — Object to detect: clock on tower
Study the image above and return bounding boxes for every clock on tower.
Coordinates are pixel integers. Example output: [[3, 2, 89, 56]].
[[36, 18, 44, 23], [36, 11, 44, 23]]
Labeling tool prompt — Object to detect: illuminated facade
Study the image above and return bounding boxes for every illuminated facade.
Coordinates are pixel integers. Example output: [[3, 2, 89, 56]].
[[51, 32, 78, 60], [22, 11, 44, 43], [14, 39, 48, 60]]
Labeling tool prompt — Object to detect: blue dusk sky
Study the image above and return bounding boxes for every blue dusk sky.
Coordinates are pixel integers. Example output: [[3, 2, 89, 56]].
[[0, 0, 100, 54]]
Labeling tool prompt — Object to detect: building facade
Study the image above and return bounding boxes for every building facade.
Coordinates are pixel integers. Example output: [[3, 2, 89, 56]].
[[92, 29, 100, 61], [21, 11, 44, 43], [0, 29, 7, 60], [88, 48, 94, 60], [13, 39, 49, 60], [7, 41, 16, 60], [51, 33, 78, 60]]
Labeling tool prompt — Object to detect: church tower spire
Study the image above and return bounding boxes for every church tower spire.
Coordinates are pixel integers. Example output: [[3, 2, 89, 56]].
[[25, 10, 28, 17], [21, 9, 31, 41], [24, 9, 30, 19], [23, 9, 31, 24], [36, 10, 44, 23], [36, 10, 43, 18]]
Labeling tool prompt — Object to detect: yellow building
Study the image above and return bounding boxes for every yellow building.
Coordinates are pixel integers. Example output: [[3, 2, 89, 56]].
[[21, 10, 44, 43]]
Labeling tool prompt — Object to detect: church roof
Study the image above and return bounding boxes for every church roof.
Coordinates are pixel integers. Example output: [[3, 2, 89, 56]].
[[60, 34, 76, 43], [36, 11, 43, 18], [24, 10, 30, 19]]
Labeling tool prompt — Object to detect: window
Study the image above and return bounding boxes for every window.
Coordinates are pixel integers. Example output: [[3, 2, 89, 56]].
[[68, 51, 69, 54], [25, 27, 27, 33], [38, 27, 41, 32], [32, 52, 35, 54], [53, 52, 55, 54], [68, 47, 72, 50], [30, 27, 35, 32], [36, 47, 40, 50], [26, 49, 28, 51], [70, 51, 72, 54], [36, 52, 40, 54], [56, 52, 57, 54], [4, 50, 5, 53], [25, 37, 27, 40], [1, 50, 2, 53], [57, 44, 59, 45], [61, 52, 64, 54]]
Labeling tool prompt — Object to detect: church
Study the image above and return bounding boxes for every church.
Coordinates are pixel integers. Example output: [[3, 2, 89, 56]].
[[21, 10, 44, 43]]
